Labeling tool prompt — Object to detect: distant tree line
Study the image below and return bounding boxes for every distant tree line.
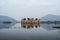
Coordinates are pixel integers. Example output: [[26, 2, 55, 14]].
[[3, 21, 12, 24], [41, 21, 60, 24]]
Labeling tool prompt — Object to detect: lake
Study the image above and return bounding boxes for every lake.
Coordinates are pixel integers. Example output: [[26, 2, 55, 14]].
[[0, 23, 60, 40]]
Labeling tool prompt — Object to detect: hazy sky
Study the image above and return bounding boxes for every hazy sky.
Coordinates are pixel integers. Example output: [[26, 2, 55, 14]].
[[0, 0, 60, 20]]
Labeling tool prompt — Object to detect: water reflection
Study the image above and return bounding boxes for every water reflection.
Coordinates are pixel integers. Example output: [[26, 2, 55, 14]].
[[0, 16, 18, 29], [52, 26, 60, 29], [22, 26, 40, 29], [21, 23, 40, 29], [21, 21, 60, 30], [41, 24, 60, 31], [21, 23, 60, 34]]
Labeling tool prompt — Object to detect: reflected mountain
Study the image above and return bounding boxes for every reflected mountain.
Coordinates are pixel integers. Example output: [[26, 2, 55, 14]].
[[41, 14, 60, 31], [52, 26, 60, 29], [41, 24, 60, 31], [0, 15, 18, 29]]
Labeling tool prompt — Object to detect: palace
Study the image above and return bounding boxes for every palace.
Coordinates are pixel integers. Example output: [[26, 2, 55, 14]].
[[21, 18, 40, 28]]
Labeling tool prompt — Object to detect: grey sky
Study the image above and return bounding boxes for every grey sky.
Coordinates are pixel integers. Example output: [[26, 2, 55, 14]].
[[0, 0, 60, 20]]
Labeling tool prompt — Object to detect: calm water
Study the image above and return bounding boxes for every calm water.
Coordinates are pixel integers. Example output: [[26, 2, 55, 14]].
[[0, 23, 60, 40]]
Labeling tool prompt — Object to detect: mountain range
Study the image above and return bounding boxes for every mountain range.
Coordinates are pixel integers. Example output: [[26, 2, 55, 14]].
[[0, 15, 18, 29], [41, 14, 60, 31]]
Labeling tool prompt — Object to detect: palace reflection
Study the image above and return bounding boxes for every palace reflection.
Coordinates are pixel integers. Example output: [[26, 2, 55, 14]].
[[21, 18, 40, 29], [21, 21, 60, 30], [21, 23, 40, 29]]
